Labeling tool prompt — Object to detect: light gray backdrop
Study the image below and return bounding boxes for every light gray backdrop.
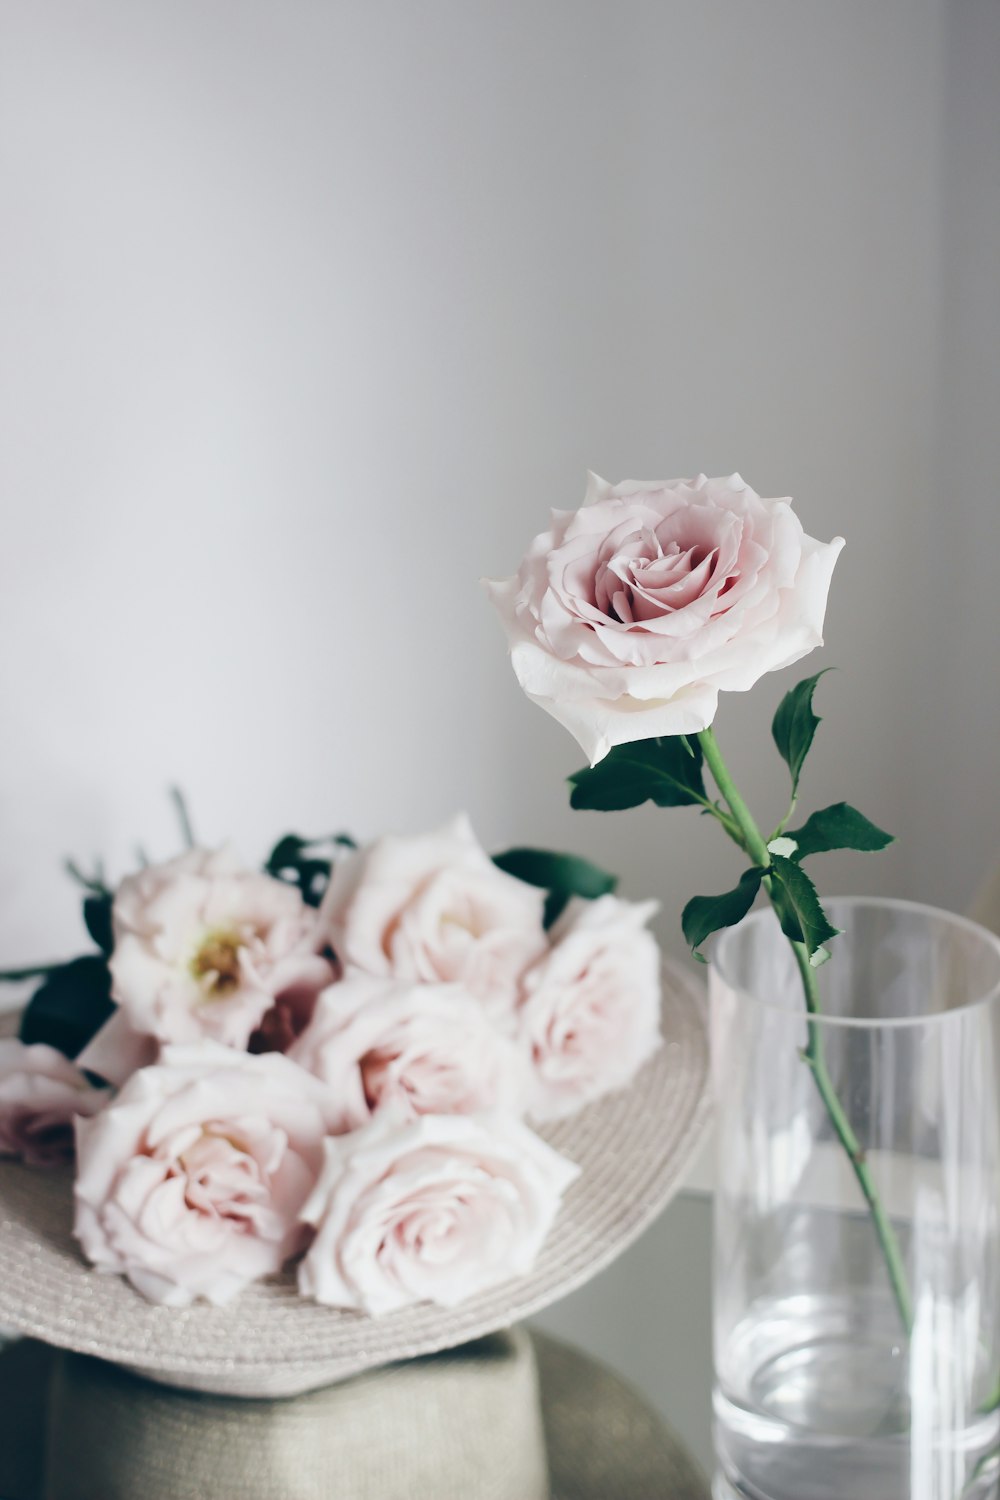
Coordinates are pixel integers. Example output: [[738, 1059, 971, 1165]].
[[1, 0, 997, 1476]]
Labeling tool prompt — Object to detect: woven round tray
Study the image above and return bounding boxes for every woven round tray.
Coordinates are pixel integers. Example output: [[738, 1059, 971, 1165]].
[[0, 960, 709, 1396]]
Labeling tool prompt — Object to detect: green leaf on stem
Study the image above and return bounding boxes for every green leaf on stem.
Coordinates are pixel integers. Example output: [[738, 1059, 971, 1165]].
[[787, 802, 894, 860], [681, 867, 765, 962], [64, 858, 111, 898], [169, 785, 196, 849], [19, 955, 115, 1059], [265, 834, 309, 871], [768, 854, 841, 960], [264, 832, 357, 907], [569, 736, 707, 812], [83, 892, 115, 956], [492, 847, 618, 927], [771, 670, 831, 796], [0, 962, 63, 983]]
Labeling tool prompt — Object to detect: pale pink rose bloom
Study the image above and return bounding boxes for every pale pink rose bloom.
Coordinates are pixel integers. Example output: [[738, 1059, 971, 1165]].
[[74, 1043, 329, 1306], [317, 816, 547, 1028], [486, 473, 845, 764], [519, 895, 662, 1123], [248, 956, 342, 1057], [105, 846, 334, 1057], [298, 1113, 579, 1315], [289, 974, 528, 1132], [76, 1009, 159, 1088], [0, 1040, 106, 1167]]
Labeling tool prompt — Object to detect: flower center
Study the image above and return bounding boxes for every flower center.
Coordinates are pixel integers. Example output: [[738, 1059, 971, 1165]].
[[191, 930, 244, 998]]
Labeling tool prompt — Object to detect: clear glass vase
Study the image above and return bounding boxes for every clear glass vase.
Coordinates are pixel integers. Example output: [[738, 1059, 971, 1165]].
[[710, 897, 1000, 1500]]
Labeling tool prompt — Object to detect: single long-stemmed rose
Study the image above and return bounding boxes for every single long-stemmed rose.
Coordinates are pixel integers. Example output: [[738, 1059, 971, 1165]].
[[487, 471, 912, 1334]]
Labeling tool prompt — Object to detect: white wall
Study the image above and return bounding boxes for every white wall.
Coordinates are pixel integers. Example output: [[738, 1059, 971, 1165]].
[[0, 0, 993, 1478], [0, 0, 949, 962], [906, 0, 1000, 916]]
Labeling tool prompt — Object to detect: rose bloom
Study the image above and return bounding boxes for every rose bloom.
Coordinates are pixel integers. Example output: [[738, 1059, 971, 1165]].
[[74, 1044, 330, 1306], [317, 815, 547, 1027], [298, 1113, 579, 1314], [289, 974, 527, 1132], [106, 846, 334, 1053], [518, 895, 662, 1123], [487, 472, 844, 764], [0, 1040, 106, 1167]]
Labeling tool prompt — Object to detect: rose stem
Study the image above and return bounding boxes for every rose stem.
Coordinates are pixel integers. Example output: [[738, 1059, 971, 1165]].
[[697, 725, 914, 1337]]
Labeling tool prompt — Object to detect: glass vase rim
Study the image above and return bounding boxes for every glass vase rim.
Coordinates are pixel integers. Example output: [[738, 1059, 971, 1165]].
[[711, 893, 1000, 1030]]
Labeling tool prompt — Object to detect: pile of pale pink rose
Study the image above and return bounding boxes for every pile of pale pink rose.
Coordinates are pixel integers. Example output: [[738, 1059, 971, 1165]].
[[0, 815, 662, 1314]]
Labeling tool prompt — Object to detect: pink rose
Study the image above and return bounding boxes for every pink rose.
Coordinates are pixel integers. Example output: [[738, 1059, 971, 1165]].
[[76, 1009, 159, 1089], [105, 846, 334, 1055], [0, 1040, 106, 1167], [487, 472, 844, 763], [317, 816, 547, 1026], [289, 975, 527, 1131], [74, 1044, 329, 1306], [298, 1113, 579, 1314], [518, 895, 662, 1123]]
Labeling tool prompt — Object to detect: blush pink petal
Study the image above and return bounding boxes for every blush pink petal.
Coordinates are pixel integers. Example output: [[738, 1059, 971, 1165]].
[[0, 1040, 107, 1167], [486, 472, 844, 762], [518, 896, 663, 1122], [107, 846, 334, 1057], [73, 1043, 330, 1307], [76, 1009, 160, 1088], [298, 1114, 579, 1315], [289, 975, 528, 1132], [317, 816, 547, 1028]]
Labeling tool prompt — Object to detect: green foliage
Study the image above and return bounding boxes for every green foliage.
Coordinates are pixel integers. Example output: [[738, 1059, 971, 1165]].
[[769, 854, 841, 961], [681, 867, 765, 962], [19, 956, 115, 1059], [64, 858, 111, 898], [264, 832, 356, 907], [169, 786, 196, 849], [492, 847, 618, 927], [787, 802, 894, 860], [83, 892, 115, 956], [569, 736, 707, 812], [771, 671, 830, 796]]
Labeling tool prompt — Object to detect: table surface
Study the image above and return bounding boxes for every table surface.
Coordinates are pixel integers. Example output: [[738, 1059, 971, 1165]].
[[0, 1194, 715, 1498], [534, 1186, 714, 1475]]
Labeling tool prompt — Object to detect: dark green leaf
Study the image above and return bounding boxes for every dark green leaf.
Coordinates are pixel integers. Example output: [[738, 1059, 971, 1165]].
[[681, 867, 764, 962], [569, 736, 707, 812], [264, 832, 357, 907], [169, 785, 196, 849], [0, 962, 64, 983], [265, 832, 356, 875], [786, 802, 894, 860], [19, 955, 115, 1059], [295, 860, 334, 906], [83, 892, 115, 956], [264, 834, 307, 873], [492, 847, 618, 927], [769, 854, 841, 959], [771, 670, 831, 796], [64, 858, 111, 898]]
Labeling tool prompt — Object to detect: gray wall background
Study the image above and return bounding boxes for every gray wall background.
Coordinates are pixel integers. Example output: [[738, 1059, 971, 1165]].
[[0, 1, 997, 1477]]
